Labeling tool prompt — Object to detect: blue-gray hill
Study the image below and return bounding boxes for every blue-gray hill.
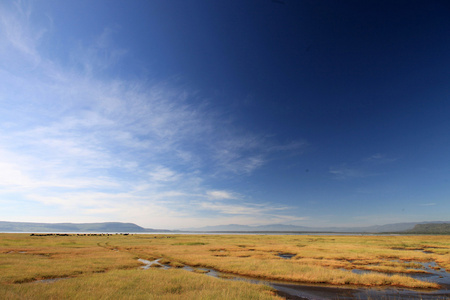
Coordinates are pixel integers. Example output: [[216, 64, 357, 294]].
[[181, 221, 448, 233], [0, 221, 165, 233]]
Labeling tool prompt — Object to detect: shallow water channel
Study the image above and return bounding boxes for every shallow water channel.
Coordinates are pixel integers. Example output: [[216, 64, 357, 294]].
[[138, 257, 450, 300]]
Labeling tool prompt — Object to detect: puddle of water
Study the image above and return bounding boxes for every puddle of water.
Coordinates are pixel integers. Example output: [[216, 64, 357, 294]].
[[197, 268, 221, 278], [354, 287, 450, 300], [271, 283, 356, 300], [138, 258, 170, 270], [182, 265, 194, 272], [351, 269, 374, 275], [349, 261, 450, 286], [387, 259, 450, 285], [35, 277, 68, 284], [277, 253, 296, 259], [407, 261, 450, 287]]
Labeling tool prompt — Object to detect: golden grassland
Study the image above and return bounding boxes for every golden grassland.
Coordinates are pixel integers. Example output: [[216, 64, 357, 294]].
[[1, 268, 279, 300], [0, 233, 280, 300], [1, 233, 449, 299]]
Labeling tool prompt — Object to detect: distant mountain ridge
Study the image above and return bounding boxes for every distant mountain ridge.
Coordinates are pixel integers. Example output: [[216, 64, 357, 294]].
[[181, 221, 449, 233], [406, 223, 450, 234], [0, 221, 169, 233], [2, 221, 448, 234]]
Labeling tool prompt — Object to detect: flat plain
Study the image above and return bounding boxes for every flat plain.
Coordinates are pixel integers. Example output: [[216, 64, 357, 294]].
[[1, 233, 449, 299]]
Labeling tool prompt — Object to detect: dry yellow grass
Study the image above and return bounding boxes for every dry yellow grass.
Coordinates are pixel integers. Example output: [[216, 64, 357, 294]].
[[0, 268, 281, 300], [106, 234, 447, 289], [1, 232, 448, 299], [0, 237, 141, 284]]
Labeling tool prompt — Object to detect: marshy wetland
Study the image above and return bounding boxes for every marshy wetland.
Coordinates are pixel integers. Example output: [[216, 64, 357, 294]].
[[0, 233, 449, 299]]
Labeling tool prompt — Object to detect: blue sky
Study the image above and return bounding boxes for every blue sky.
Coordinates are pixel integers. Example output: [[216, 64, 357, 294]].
[[1, 0, 449, 229]]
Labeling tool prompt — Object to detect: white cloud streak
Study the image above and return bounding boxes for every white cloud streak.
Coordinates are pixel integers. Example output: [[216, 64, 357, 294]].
[[329, 166, 369, 180], [206, 190, 237, 200], [197, 201, 291, 215], [330, 153, 396, 180]]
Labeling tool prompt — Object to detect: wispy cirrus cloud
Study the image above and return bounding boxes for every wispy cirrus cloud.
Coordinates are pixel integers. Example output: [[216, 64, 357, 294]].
[[197, 201, 290, 215], [330, 153, 397, 180], [329, 165, 370, 180], [0, 1, 43, 64], [0, 1, 306, 228], [206, 190, 237, 200], [190, 201, 307, 226], [364, 153, 397, 164]]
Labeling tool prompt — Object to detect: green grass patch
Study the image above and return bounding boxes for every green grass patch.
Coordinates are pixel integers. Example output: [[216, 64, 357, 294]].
[[172, 242, 207, 246]]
